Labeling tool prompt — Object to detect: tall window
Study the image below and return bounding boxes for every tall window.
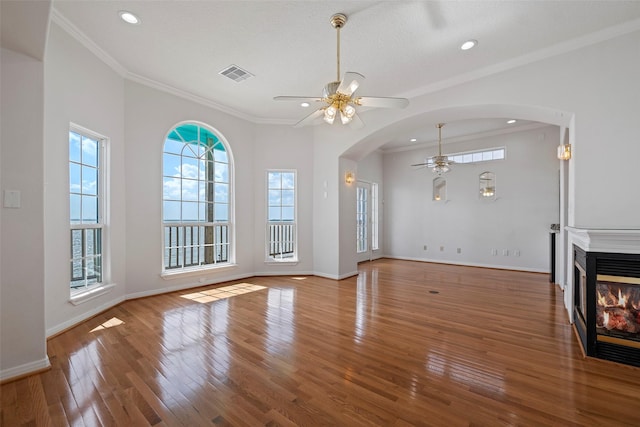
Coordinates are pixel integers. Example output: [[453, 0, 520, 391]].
[[163, 123, 232, 270], [267, 170, 296, 261], [69, 127, 105, 290], [356, 186, 368, 253], [371, 182, 379, 251]]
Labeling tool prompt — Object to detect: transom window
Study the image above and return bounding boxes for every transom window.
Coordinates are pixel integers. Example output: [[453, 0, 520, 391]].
[[69, 127, 105, 291], [448, 147, 505, 164], [266, 170, 297, 262], [162, 122, 232, 270]]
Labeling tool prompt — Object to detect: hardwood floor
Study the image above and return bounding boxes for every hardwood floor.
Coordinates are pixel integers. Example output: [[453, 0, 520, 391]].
[[2, 259, 640, 426]]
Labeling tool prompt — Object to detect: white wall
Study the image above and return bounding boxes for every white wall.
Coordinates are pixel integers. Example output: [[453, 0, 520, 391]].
[[43, 24, 127, 336], [312, 29, 640, 280], [0, 48, 48, 379], [252, 124, 314, 275], [383, 125, 560, 272], [124, 81, 258, 298]]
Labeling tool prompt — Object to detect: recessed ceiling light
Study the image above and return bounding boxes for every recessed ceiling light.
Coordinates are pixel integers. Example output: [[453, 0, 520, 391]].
[[507, 119, 517, 124], [301, 102, 310, 108], [119, 10, 140, 25], [410, 138, 417, 142], [460, 39, 477, 51]]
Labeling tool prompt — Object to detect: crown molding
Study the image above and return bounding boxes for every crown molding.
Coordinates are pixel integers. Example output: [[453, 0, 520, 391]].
[[51, 7, 640, 127], [402, 18, 640, 100], [381, 122, 550, 154], [50, 8, 127, 77]]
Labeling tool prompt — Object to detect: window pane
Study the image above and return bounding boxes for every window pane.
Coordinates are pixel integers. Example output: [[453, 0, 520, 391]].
[[282, 190, 294, 206], [215, 203, 228, 222], [163, 177, 181, 200], [164, 138, 184, 154], [281, 173, 295, 189], [181, 178, 198, 201], [493, 149, 505, 160], [215, 183, 228, 203], [482, 151, 492, 161], [69, 132, 81, 163], [82, 165, 98, 195], [214, 148, 227, 163], [282, 207, 294, 221], [215, 162, 229, 183], [82, 136, 98, 167], [268, 189, 281, 206], [181, 156, 199, 179], [163, 154, 181, 177], [268, 172, 281, 189], [163, 201, 181, 222], [269, 206, 281, 221], [472, 152, 483, 162], [182, 202, 198, 221], [82, 195, 98, 223], [196, 181, 205, 203], [70, 163, 81, 193]]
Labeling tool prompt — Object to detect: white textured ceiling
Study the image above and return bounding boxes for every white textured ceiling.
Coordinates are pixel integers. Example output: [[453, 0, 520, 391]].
[[32, 1, 640, 148]]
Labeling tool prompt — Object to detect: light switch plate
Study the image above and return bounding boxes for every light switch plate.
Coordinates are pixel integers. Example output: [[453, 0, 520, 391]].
[[3, 190, 21, 208]]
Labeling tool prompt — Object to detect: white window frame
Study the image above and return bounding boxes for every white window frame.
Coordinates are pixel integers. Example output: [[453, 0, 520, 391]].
[[69, 124, 111, 301], [161, 121, 235, 276], [371, 182, 379, 251], [266, 170, 298, 263], [356, 185, 368, 254]]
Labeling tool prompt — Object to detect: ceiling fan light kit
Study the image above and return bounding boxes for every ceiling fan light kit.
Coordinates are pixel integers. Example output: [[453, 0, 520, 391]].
[[412, 123, 455, 175], [274, 13, 409, 128]]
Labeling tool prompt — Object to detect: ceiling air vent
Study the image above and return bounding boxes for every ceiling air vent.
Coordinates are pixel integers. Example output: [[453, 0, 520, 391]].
[[219, 64, 254, 82]]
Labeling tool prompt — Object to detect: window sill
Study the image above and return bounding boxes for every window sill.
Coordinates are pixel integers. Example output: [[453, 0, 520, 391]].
[[160, 263, 237, 280], [264, 259, 299, 266], [70, 283, 116, 306]]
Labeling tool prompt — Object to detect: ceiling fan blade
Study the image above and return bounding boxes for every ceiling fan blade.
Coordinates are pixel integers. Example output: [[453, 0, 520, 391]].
[[293, 108, 324, 128], [337, 72, 364, 96], [348, 112, 364, 130], [274, 96, 324, 103], [356, 96, 409, 109]]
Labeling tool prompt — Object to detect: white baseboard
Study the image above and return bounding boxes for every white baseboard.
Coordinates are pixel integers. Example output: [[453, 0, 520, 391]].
[[47, 295, 126, 337], [313, 270, 359, 280], [253, 270, 315, 277], [126, 272, 255, 300], [383, 255, 548, 274], [0, 357, 51, 382]]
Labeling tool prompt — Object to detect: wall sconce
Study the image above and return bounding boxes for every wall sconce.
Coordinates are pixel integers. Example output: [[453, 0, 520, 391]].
[[557, 144, 571, 160], [345, 171, 355, 185]]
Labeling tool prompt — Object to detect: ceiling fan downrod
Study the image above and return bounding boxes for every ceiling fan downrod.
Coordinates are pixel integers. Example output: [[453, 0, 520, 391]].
[[330, 13, 347, 83]]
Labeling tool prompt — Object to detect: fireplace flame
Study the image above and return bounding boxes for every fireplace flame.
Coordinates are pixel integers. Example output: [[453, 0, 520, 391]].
[[619, 289, 627, 308]]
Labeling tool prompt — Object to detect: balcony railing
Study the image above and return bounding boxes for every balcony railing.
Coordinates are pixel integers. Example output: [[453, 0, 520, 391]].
[[164, 223, 229, 269], [268, 223, 295, 259]]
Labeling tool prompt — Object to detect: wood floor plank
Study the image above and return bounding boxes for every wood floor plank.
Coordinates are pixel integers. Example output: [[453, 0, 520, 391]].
[[3, 259, 640, 426]]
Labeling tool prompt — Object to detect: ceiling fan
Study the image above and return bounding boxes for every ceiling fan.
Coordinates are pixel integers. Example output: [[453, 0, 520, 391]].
[[412, 123, 454, 175], [274, 13, 409, 129]]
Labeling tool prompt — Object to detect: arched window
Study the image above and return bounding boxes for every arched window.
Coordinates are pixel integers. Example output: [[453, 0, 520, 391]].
[[162, 122, 233, 271]]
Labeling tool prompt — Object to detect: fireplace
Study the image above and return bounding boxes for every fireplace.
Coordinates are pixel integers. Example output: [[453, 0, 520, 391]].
[[573, 245, 640, 367]]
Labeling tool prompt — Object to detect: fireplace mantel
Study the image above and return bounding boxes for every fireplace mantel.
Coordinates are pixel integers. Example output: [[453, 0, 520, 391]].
[[566, 227, 640, 254]]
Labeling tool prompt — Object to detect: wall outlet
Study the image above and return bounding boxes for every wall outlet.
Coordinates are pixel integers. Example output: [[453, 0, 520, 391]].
[[457, 248, 461, 254], [514, 249, 521, 257], [423, 245, 428, 251], [491, 248, 497, 256], [503, 249, 509, 256], [440, 246, 444, 252]]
